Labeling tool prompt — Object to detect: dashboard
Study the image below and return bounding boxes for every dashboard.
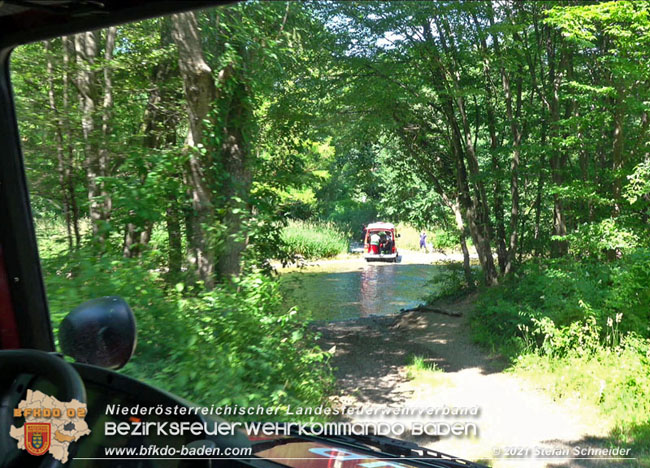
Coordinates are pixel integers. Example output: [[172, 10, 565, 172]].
[[4, 362, 252, 468], [71, 363, 252, 467]]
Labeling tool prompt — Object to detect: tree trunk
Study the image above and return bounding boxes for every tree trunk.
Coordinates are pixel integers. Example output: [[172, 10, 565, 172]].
[[166, 199, 183, 276], [216, 73, 252, 278], [547, 35, 568, 257], [456, 98, 497, 284], [611, 90, 625, 217], [123, 224, 139, 258], [503, 70, 523, 275], [444, 78, 497, 282], [123, 20, 177, 259], [99, 27, 116, 238], [533, 150, 545, 258], [62, 35, 81, 248], [74, 31, 103, 244], [171, 11, 218, 288], [45, 39, 73, 251], [451, 200, 473, 287], [607, 88, 626, 260], [471, 10, 507, 274], [449, 113, 498, 286], [486, 8, 522, 275], [422, 19, 498, 286]]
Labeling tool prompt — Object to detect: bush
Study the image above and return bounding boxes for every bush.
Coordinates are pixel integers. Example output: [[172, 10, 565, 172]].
[[512, 334, 650, 451], [566, 218, 640, 259], [472, 249, 650, 356], [147, 274, 334, 412], [471, 249, 650, 451], [431, 228, 460, 250], [41, 244, 333, 419], [423, 262, 478, 303], [281, 220, 348, 259]]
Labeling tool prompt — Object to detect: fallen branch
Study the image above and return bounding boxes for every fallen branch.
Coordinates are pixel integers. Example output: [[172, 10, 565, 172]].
[[399, 304, 462, 317]]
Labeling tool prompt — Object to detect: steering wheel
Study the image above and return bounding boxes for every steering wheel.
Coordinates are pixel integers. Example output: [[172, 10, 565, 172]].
[[0, 350, 86, 468]]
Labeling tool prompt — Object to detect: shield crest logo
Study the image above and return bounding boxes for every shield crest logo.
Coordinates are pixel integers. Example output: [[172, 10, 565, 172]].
[[25, 423, 51, 456]]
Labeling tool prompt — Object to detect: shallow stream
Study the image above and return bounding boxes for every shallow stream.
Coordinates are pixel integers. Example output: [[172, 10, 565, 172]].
[[280, 259, 447, 321]]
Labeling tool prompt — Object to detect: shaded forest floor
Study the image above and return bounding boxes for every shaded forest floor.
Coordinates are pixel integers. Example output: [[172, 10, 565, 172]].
[[315, 294, 637, 468]]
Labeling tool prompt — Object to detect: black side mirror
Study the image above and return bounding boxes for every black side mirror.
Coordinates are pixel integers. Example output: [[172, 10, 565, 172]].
[[59, 296, 137, 370]]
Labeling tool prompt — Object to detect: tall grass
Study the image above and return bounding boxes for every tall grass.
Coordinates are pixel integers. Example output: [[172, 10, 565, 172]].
[[404, 354, 448, 387], [395, 223, 421, 250], [281, 220, 348, 259], [395, 223, 461, 251]]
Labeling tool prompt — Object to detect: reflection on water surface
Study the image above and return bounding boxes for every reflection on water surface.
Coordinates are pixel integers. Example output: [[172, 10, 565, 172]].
[[280, 263, 445, 321]]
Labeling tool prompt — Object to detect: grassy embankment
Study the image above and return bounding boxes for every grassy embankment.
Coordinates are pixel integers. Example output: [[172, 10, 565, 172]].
[[410, 251, 650, 461], [472, 253, 650, 459], [405, 355, 448, 386]]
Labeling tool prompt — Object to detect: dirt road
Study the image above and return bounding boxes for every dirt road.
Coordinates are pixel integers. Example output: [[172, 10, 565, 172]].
[[316, 294, 623, 468]]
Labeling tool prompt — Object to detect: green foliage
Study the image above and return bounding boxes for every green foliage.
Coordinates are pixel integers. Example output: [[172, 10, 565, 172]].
[[431, 228, 460, 250], [472, 250, 650, 356], [375, 144, 454, 232], [149, 273, 334, 411], [305, 144, 381, 232], [324, 200, 377, 234], [13, 6, 340, 412], [625, 160, 650, 231], [39, 228, 333, 415], [11, 0, 650, 444], [545, 1, 650, 46], [471, 251, 650, 450], [423, 262, 478, 303], [391, 224, 459, 252], [280, 220, 348, 260], [565, 218, 640, 259]]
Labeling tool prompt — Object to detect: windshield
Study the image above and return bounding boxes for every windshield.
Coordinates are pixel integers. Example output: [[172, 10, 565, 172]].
[[10, 1, 650, 467]]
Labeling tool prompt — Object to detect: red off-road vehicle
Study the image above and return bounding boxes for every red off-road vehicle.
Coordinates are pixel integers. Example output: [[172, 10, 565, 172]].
[[364, 222, 399, 263]]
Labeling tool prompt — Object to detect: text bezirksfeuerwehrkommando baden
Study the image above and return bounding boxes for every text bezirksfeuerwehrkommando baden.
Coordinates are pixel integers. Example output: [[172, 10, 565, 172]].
[[105, 420, 479, 438]]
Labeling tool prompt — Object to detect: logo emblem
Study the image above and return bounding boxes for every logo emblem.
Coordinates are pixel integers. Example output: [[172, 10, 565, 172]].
[[25, 423, 51, 456]]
